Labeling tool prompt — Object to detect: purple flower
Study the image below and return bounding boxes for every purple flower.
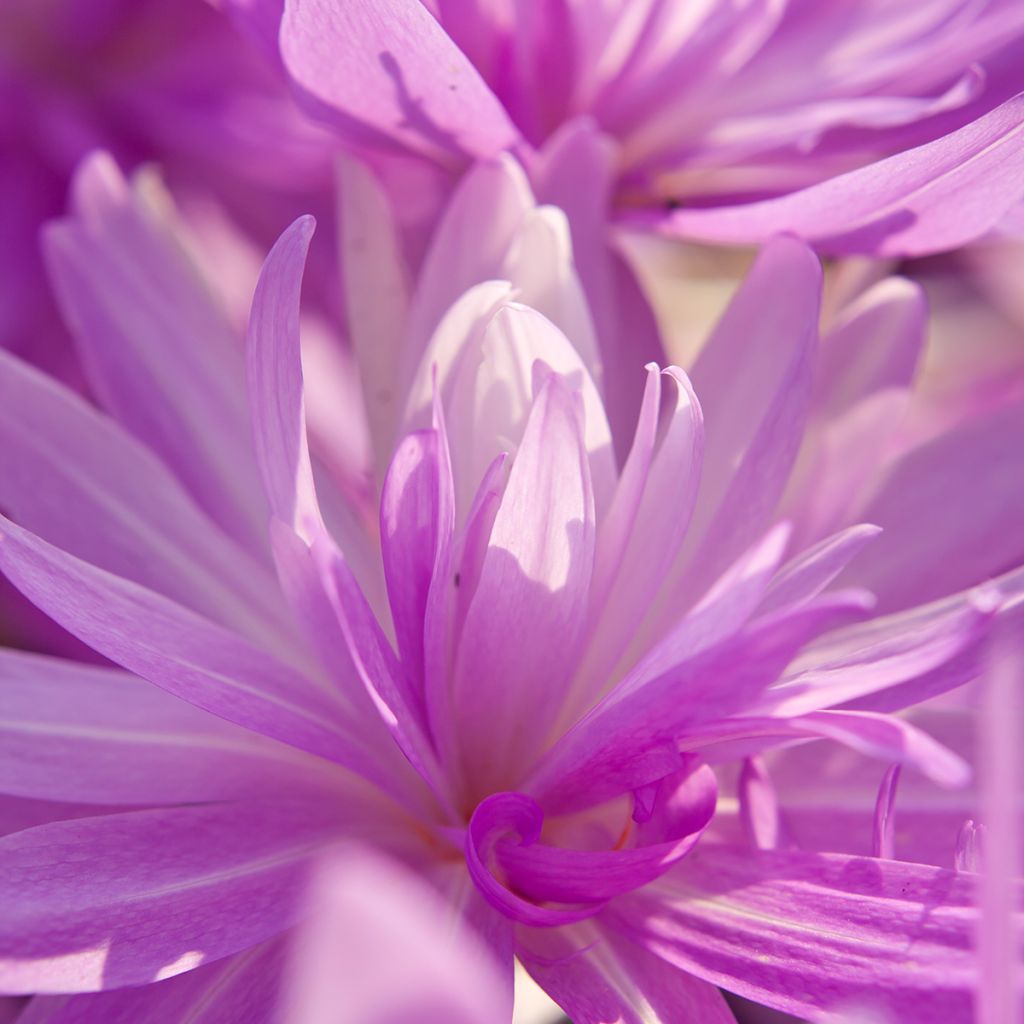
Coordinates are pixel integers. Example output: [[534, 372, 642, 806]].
[[0, 153, 1021, 1022], [0, 0, 334, 379], [259, 0, 1024, 258]]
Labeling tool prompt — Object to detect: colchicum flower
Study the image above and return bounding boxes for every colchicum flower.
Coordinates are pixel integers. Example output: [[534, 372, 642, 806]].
[[265, 0, 1024, 258], [0, 0, 334, 379], [0, 153, 1022, 1023]]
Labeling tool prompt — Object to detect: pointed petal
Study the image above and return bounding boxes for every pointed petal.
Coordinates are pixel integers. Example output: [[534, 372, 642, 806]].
[[0, 348, 291, 652], [759, 524, 883, 614], [444, 304, 614, 522], [452, 373, 595, 792], [667, 236, 821, 613], [530, 591, 871, 812], [401, 157, 533, 387], [0, 516, 386, 780], [816, 277, 925, 418], [576, 366, 703, 710], [42, 154, 266, 550], [759, 587, 997, 716], [246, 216, 322, 542], [657, 94, 1024, 257]]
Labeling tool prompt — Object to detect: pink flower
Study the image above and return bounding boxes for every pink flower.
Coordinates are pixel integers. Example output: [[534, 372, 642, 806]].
[[260, 0, 1024, 258], [0, 0, 333, 378], [0, 153, 1021, 1022]]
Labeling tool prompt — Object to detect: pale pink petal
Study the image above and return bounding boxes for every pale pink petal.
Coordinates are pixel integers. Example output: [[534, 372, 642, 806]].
[[838, 399, 1024, 612], [42, 154, 267, 551], [0, 650, 328, 806], [0, 348, 292, 654], [401, 156, 533, 386], [574, 366, 703, 715], [664, 236, 821, 615], [279, 0, 521, 164], [283, 848, 511, 1024], [443, 304, 614, 522], [452, 373, 595, 794], [246, 215, 322, 542], [815, 277, 926, 418]]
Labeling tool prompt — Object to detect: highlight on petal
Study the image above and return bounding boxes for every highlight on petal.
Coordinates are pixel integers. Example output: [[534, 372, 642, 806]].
[[657, 94, 1024, 257], [280, 0, 521, 163], [0, 801, 336, 993], [612, 843, 1002, 1022]]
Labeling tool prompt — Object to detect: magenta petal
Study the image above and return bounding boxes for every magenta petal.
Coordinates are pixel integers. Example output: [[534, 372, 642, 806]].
[[611, 844, 1001, 1022], [381, 430, 444, 683], [0, 516, 377, 775], [758, 523, 883, 614], [814, 276, 925, 418], [0, 803, 333, 993], [761, 586, 997, 716], [312, 535, 453, 813], [0, 649, 325, 806], [279, 0, 521, 164], [15, 943, 285, 1023], [657, 94, 1024, 257], [495, 768, 716, 904], [519, 926, 737, 1024], [578, 365, 703, 711]]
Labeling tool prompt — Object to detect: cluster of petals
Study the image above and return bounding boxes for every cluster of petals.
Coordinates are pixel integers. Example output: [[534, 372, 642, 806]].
[[2, 2, 1024, 1023], [0, 142, 1022, 1023]]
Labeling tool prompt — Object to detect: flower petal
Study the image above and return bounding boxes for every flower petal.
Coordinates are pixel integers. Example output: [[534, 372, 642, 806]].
[[657, 94, 1024, 257], [0, 348, 290, 653], [0, 803, 335, 993], [610, 844, 1002, 1022], [246, 215, 322, 542], [0, 517, 394, 786], [280, 0, 521, 164], [0, 650, 327, 806], [42, 154, 267, 550], [452, 372, 595, 793]]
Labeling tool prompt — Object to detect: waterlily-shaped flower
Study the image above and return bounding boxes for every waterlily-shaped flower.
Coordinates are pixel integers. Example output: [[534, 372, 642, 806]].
[[0, 154, 1021, 1023]]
